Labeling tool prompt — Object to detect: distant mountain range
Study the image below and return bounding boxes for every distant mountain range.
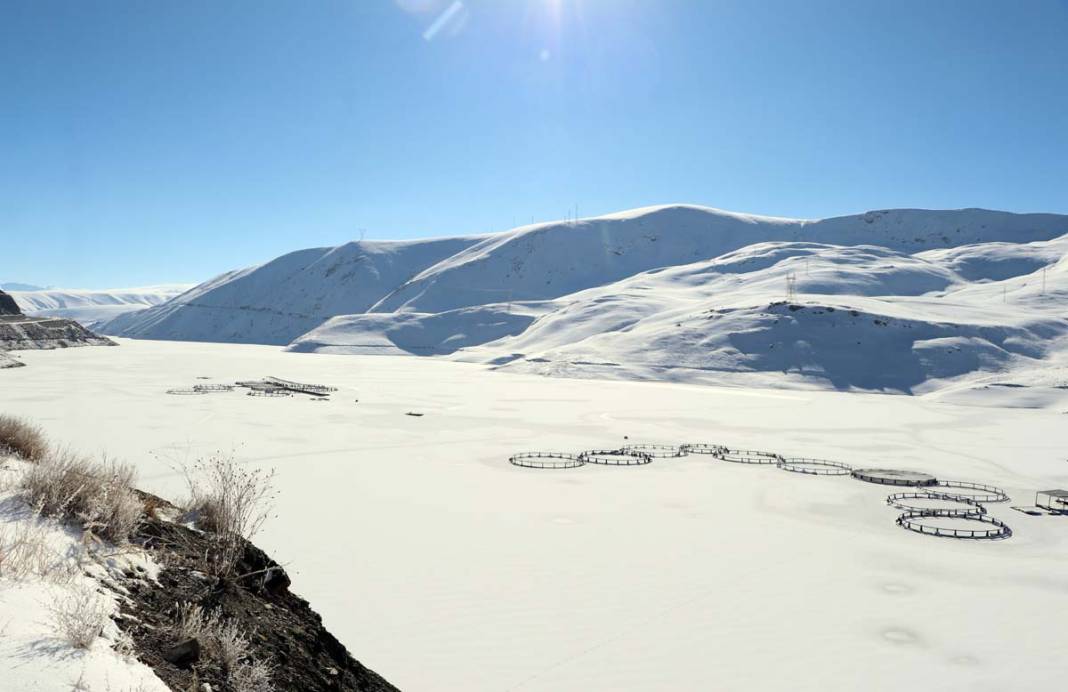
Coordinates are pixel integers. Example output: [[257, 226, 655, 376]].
[[1, 282, 50, 291], [10, 284, 193, 330], [98, 205, 1068, 397]]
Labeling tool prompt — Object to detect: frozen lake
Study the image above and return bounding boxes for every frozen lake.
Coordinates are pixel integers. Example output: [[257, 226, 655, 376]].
[[3, 339, 1067, 691]]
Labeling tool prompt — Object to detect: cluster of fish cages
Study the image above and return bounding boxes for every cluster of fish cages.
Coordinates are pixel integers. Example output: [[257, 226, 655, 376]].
[[506, 439, 1015, 541], [235, 376, 337, 398], [167, 376, 337, 400]]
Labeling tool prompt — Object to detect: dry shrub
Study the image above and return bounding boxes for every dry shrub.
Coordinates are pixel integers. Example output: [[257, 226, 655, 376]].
[[49, 585, 112, 649], [0, 414, 48, 462], [182, 456, 275, 577], [231, 657, 276, 692], [172, 602, 274, 690], [20, 449, 143, 543]]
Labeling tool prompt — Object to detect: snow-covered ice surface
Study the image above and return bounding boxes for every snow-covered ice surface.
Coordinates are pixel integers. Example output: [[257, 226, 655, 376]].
[[3, 340, 1068, 691], [11, 284, 193, 330], [0, 458, 168, 692]]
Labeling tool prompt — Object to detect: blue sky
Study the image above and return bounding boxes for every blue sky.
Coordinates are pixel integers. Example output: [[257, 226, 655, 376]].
[[3, 0, 1068, 288]]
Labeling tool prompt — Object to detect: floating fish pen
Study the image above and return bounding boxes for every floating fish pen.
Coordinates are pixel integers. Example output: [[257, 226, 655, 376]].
[[778, 458, 852, 476], [247, 389, 290, 397], [925, 480, 1009, 503], [264, 376, 337, 396], [681, 443, 726, 455], [895, 509, 1012, 540], [713, 448, 782, 464], [509, 452, 585, 469], [886, 492, 987, 516], [579, 449, 653, 466], [193, 384, 234, 393], [166, 388, 208, 395], [851, 468, 938, 487], [621, 444, 687, 458]]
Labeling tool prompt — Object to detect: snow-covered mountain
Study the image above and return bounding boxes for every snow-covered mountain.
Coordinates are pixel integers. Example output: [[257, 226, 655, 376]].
[[102, 205, 1068, 396], [10, 284, 192, 329]]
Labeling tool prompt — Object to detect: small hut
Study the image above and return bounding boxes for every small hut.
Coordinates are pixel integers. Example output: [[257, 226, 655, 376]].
[[1035, 489, 1068, 512]]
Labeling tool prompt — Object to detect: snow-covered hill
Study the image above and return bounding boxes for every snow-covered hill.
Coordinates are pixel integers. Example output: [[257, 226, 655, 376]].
[[100, 238, 481, 344], [11, 284, 192, 329], [104, 205, 1068, 396]]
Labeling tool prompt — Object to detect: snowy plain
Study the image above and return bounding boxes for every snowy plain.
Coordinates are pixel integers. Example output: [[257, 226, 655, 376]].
[[3, 340, 1067, 691]]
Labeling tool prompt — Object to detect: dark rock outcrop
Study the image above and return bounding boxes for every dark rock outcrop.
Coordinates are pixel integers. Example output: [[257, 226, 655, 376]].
[[0, 315, 115, 350], [119, 496, 399, 692], [0, 290, 20, 315]]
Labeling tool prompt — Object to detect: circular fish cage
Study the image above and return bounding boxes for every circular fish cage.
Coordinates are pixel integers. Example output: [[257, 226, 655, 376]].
[[681, 443, 725, 455], [713, 448, 782, 465], [925, 480, 1009, 504], [509, 452, 585, 469], [886, 492, 987, 516], [578, 449, 653, 466], [621, 444, 687, 458], [851, 468, 938, 487], [247, 389, 290, 397], [193, 384, 234, 393], [778, 458, 853, 476], [895, 509, 1011, 540]]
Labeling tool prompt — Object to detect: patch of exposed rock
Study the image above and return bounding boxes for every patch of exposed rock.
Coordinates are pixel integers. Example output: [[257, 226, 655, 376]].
[[0, 289, 20, 315], [116, 494, 399, 692]]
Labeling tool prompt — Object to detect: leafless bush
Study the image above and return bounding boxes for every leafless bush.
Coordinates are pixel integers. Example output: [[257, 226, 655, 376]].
[[173, 602, 250, 670], [182, 456, 275, 576], [20, 449, 143, 543], [0, 415, 48, 462], [49, 586, 111, 649], [172, 602, 273, 690], [231, 657, 276, 692]]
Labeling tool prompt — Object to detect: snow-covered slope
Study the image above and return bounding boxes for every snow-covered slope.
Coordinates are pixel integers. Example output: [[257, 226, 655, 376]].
[[11, 284, 192, 329], [101, 238, 482, 344], [104, 205, 1068, 395]]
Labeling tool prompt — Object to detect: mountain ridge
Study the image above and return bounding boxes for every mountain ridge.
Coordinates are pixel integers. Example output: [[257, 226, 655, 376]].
[[100, 204, 1068, 397]]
